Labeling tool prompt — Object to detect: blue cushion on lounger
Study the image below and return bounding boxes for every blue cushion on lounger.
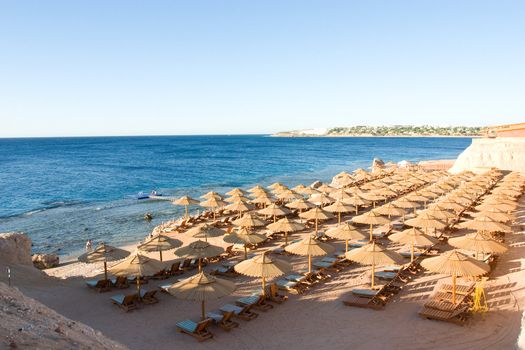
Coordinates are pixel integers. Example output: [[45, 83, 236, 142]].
[[375, 271, 397, 280], [285, 274, 305, 282], [177, 319, 197, 333], [237, 295, 258, 305], [206, 312, 223, 322], [111, 294, 126, 305], [86, 280, 98, 287], [276, 279, 298, 288], [352, 289, 380, 297], [220, 304, 243, 314], [322, 257, 338, 263], [313, 261, 332, 268]]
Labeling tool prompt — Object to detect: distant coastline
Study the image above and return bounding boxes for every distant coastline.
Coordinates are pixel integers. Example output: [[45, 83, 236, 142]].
[[272, 125, 483, 138]]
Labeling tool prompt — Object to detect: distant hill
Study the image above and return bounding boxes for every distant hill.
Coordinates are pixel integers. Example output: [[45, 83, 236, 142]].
[[273, 125, 483, 137]]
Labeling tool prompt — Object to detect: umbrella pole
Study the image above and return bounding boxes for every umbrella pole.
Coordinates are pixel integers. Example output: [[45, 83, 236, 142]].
[[355, 205, 359, 215], [104, 261, 108, 281], [201, 300, 206, 320], [338, 212, 341, 225], [198, 258, 202, 272], [285, 232, 288, 246], [371, 241, 376, 289], [185, 206, 189, 218], [273, 215, 276, 223], [262, 276, 266, 297], [244, 245, 248, 260], [159, 249, 163, 262], [369, 224, 373, 241], [452, 273, 457, 304], [345, 239, 349, 253], [315, 219, 318, 235], [308, 254, 312, 274], [411, 242, 414, 263], [137, 273, 141, 296]]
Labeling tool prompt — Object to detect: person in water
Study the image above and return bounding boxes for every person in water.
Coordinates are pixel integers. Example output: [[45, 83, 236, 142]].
[[85, 239, 93, 252]]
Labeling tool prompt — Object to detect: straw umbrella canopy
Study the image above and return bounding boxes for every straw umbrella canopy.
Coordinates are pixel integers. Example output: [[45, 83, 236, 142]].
[[420, 206, 457, 223], [325, 222, 367, 252], [167, 272, 236, 320], [421, 250, 490, 304], [436, 199, 465, 213], [232, 213, 266, 228], [352, 210, 391, 241], [299, 207, 334, 234], [330, 188, 353, 202], [405, 212, 446, 237], [472, 209, 515, 223], [248, 184, 265, 193], [137, 234, 183, 261], [78, 243, 130, 281], [324, 200, 355, 224], [360, 192, 384, 207], [225, 200, 254, 218], [297, 186, 320, 196], [186, 223, 226, 241], [458, 217, 512, 233], [223, 227, 267, 259], [308, 193, 335, 207], [172, 196, 200, 218], [389, 228, 437, 262], [108, 251, 166, 294], [258, 203, 291, 222], [267, 216, 305, 245], [345, 241, 402, 289], [449, 231, 508, 259], [285, 235, 334, 273], [200, 191, 223, 200], [250, 192, 274, 206], [234, 252, 292, 295], [285, 198, 315, 212], [393, 197, 420, 213], [277, 190, 303, 202], [317, 183, 335, 193], [268, 182, 284, 190], [175, 240, 224, 271], [344, 195, 370, 215], [226, 188, 246, 196], [200, 197, 228, 219], [292, 184, 308, 193], [224, 194, 250, 203], [374, 203, 407, 219], [475, 201, 516, 213]]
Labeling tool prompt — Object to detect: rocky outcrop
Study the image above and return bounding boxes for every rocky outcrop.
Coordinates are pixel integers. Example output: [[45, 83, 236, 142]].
[[0, 282, 127, 349], [32, 254, 60, 269], [450, 137, 525, 174], [0, 233, 32, 265]]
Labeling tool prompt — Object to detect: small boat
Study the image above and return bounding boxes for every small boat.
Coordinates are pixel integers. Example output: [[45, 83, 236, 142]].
[[136, 190, 163, 200]]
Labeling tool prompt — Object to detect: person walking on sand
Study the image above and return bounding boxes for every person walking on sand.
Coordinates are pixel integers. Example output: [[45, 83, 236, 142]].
[[86, 239, 93, 252]]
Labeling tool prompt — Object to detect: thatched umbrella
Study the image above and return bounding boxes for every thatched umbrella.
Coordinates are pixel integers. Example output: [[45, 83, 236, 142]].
[[200, 197, 228, 219], [324, 200, 354, 224], [235, 252, 292, 295], [374, 203, 407, 219], [225, 200, 254, 218], [226, 188, 246, 197], [352, 210, 391, 241], [186, 223, 225, 242], [421, 250, 490, 304], [458, 217, 512, 233], [223, 227, 267, 259], [285, 198, 315, 213], [167, 272, 236, 320], [175, 240, 224, 272], [258, 203, 291, 223], [405, 212, 446, 237], [308, 193, 335, 206], [345, 241, 402, 289], [344, 195, 370, 215], [299, 207, 334, 234], [172, 196, 200, 218], [78, 243, 130, 281], [277, 190, 303, 202], [248, 184, 265, 193], [250, 192, 274, 206], [232, 213, 266, 228], [108, 251, 166, 295], [267, 216, 305, 245], [472, 208, 515, 223], [297, 187, 320, 196], [393, 197, 420, 214], [325, 222, 367, 252], [285, 235, 334, 273], [224, 194, 251, 203], [330, 188, 353, 202], [200, 191, 223, 200], [137, 234, 183, 261], [317, 183, 335, 193], [389, 227, 437, 262], [448, 231, 508, 260]]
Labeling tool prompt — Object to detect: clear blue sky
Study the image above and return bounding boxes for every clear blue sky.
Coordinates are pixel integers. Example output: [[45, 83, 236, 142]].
[[1, 0, 524, 137]]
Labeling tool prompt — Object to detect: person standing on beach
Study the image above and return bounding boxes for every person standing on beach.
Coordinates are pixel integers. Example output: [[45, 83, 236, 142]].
[[86, 239, 93, 252]]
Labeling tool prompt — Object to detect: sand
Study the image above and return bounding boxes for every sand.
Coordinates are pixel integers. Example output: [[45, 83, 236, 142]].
[[2, 182, 525, 349]]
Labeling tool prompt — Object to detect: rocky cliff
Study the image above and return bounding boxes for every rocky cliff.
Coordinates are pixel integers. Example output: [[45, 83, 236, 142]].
[[449, 137, 525, 174]]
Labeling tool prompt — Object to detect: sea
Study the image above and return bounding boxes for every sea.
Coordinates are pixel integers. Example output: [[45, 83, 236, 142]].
[[0, 135, 472, 259]]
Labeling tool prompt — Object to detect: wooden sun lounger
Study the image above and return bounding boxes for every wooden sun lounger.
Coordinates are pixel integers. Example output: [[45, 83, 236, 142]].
[[313, 260, 342, 272], [259, 283, 288, 304], [111, 293, 138, 312], [276, 279, 303, 294], [139, 289, 159, 304], [343, 294, 386, 310], [236, 295, 273, 311], [176, 319, 213, 341], [418, 305, 470, 325], [86, 279, 112, 293], [220, 304, 258, 321], [113, 276, 130, 289], [168, 261, 184, 276], [207, 311, 239, 331]]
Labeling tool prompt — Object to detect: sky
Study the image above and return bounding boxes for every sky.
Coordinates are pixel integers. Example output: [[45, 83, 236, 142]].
[[0, 0, 524, 137]]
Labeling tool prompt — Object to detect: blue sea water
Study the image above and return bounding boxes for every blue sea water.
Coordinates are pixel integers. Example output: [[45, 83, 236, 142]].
[[0, 135, 471, 258]]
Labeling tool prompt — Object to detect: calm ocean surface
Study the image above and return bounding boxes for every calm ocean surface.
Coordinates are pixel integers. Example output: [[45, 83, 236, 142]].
[[0, 135, 471, 258]]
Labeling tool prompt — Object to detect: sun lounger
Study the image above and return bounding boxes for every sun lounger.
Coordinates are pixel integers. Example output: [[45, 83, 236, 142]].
[[111, 293, 138, 312], [113, 276, 129, 289], [220, 303, 258, 321], [180, 259, 194, 270], [418, 304, 470, 324], [374, 271, 397, 280], [236, 295, 273, 311], [351, 288, 382, 298], [86, 279, 112, 293], [151, 269, 169, 280], [207, 311, 239, 331], [127, 276, 148, 285], [168, 261, 184, 276], [139, 289, 159, 304], [343, 294, 385, 310], [176, 319, 213, 342], [313, 260, 342, 272], [276, 279, 303, 294], [257, 283, 288, 304], [210, 264, 237, 276]]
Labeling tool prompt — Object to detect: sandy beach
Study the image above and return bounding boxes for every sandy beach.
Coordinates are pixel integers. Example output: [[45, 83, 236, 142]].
[[1, 169, 524, 350]]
